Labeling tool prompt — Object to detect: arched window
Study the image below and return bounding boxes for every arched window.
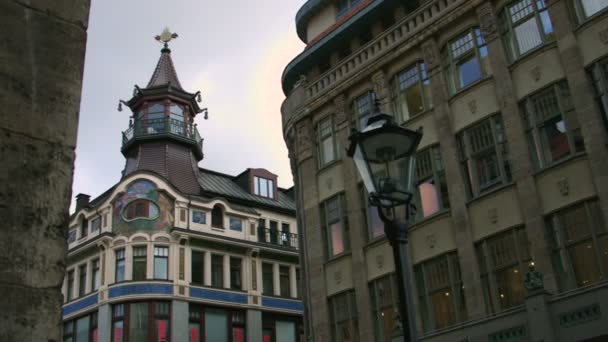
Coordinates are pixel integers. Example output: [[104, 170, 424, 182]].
[[212, 205, 224, 228], [122, 199, 160, 221]]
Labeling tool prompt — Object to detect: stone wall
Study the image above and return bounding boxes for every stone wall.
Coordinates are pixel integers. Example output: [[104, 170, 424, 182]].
[[0, 0, 90, 340]]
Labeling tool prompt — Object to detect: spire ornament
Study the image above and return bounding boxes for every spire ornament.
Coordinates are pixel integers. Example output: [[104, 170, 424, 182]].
[[155, 27, 179, 49]]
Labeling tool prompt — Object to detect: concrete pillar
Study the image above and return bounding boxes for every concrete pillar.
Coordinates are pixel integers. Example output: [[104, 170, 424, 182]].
[[421, 38, 486, 319], [125, 245, 133, 281], [525, 291, 556, 342], [475, 1, 558, 293], [224, 254, 230, 289], [98, 304, 111, 342], [273, 263, 281, 296], [547, 0, 608, 225], [247, 309, 263, 342], [172, 299, 189, 342], [204, 252, 211, 286]]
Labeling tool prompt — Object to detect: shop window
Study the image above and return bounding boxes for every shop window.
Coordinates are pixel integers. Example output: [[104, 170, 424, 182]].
[[390, 62, 432, 122], [521, 81, 585, 170], [441, 27, 489, 94], [415, 252, 466, 331], [476, 227, 531, 313], [111, 302, 170, 342], [63, 311, 98, 342], [189, 305, 246, 342]]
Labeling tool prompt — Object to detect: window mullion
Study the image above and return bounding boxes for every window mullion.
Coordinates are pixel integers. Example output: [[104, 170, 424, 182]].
[[490, 117, 506, 183], [446, 254, 459, 323], [421, 264, 435, 330], [483, 241, 499, 312], [528, 99, 545, 169]]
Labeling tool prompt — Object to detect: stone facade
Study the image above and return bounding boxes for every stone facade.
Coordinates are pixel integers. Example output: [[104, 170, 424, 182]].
[[0, 1, 90, 341], [282, 0, 608, 341]]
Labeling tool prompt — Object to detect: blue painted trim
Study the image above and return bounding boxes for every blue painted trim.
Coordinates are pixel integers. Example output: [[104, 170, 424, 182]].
[[262, 297, 304, 312], [190, 287, 248, 304], [63, 294, 99, 317], [109, 283, 173, 298]]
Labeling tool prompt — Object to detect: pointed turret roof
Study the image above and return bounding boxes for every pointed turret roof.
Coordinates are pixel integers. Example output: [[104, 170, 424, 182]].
[[146, 46, 183, 89]]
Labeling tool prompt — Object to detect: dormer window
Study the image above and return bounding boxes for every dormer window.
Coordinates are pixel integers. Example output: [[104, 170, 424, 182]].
[[254, 176, 275, 199], [80, 216, 88, 238]]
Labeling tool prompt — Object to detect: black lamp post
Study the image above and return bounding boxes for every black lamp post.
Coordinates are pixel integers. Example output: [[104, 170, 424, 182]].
[[347, 106, 422, 342]]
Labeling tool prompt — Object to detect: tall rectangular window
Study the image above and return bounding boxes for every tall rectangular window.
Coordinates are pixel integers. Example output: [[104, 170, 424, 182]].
[[67, 270, 75, 301], [211, 254, 224, 288], [573, 0, 608, 22], [262, 263, 274, 295], [112, 304, 125, 342], [476, 227, 531, 313], [321, 194, 350, 257], [442, 27, 489, 94], [370, 274, 398, 342], [391, 62, 432, 122], [132, 246, 147, 281], [415, 253, 466, 331], [318, 116, 338, 166], [254, 176, 275, 199], [154, 246, 169, 280], [191, 250, 204, 285], [80, 218, 88, 238], [521, 81, 585, 169], [230, 257, 242, 290], [456, 115, 512, 198], [90, 217, 101, 234], [354, 91, 376, 129], [414, 146, 450, 219], [588, 58, 608, 133], [328, 290, 359, 342], [546, 200, 607, 291], [92, 259, 100, 291], [115, 249, 125, 283], [279, 265, 291, 297], [78, 264, 87, 297], [500, 0, 553, 61]]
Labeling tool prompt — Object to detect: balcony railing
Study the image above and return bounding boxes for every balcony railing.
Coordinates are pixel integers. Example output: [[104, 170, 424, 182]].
[[122, 117, 203, 150], [258, 227, 299, 250]]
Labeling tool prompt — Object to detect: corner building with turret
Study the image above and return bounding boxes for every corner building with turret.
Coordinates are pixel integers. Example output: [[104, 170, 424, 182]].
[[281, 0, 608, 341], [61, 37, 303, 342]]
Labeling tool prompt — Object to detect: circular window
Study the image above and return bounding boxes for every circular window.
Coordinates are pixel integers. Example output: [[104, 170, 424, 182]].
[[122, 199, 160, 221]]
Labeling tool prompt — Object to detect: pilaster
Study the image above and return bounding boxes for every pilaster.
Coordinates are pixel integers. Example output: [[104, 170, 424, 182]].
[[204, 251, 211, 287], [171, 299, 189, 342]]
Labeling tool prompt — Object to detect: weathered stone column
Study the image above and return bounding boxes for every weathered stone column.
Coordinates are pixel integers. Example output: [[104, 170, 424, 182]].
[[294, 118, 331, 341], [0, 1, 90, 341], [475, 1, 558, 293], [421, 38, 486, 319], [333, 93, 375, 341], [547, 0, 608, 225]]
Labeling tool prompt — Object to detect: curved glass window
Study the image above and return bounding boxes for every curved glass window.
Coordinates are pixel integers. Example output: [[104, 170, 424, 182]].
[[122, 199, 160, 221]]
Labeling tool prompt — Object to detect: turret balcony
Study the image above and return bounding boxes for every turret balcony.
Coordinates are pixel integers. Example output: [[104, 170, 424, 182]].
[[122, 117, 203, 157]]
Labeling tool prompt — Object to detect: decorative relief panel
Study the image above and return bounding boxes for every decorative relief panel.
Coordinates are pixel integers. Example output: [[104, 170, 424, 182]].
[[334, 270, 343, 284], [477, 3, 498, 42], [333, 94, 348, 125], [557, 177, 569, 196], [468, 100, 477, 114], [531, 66, 541, 82], [376, 254, 385, 269], [425, 234, 437, 249], [296, 120, 313, 162], [488, 208, 498, 224], [422, 40, 439, 69], [179, 248, 185, 280]]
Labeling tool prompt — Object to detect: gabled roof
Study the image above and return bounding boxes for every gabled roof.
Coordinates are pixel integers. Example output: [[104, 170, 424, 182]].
[[146, 47, 183, 90], [197, 168, 296, 212]]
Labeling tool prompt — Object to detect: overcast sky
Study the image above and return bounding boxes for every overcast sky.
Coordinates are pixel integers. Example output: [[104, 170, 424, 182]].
[[72, 0, 305, 209]]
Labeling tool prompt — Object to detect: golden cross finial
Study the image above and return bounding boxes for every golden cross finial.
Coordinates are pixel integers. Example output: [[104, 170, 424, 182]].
[[155, 27, 178, 48]]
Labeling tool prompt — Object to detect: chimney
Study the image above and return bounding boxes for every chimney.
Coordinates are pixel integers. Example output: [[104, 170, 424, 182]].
[[75, 193, 91, 212]]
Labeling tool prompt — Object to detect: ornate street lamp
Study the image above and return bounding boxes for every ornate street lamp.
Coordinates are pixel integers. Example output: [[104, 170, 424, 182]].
[[347, 105, 422, 342]]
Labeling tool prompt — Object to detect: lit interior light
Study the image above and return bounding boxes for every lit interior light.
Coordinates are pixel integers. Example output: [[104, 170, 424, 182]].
[[500, 293, 505, 298], [513, 269, 519, 274], [445, 292, 450, 297]]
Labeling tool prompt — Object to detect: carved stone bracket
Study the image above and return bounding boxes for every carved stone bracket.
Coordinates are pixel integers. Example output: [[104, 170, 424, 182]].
[[333, 94, 348, 125], [476, 2, 498, 42], [468, 100, 478, 114], [372, 70, 389, 108], [422, 40, 440, 70]]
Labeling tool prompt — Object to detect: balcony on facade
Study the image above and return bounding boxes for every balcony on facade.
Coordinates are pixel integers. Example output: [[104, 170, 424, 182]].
[[257, 227, 299, 250], [121, 117, 203, 158]]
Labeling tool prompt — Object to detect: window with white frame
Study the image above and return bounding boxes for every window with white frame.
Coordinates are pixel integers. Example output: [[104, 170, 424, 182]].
[[499, 0, 554, 62], [90, 217, 101, 234], [456, 115, 512, 198], [132, 246, 147, 281], [230, 257, 242, 290], [413, 145, 450, 220], [67, 269, 75, 301], [442, 27, 489, 94], [476, 227, 531, 313], [572, 0, 608, 22], [154, 246, 169, 280], [78, 263, 87, 297], [328, 290, 359, 342], [254, 176, 275, 199], [92, 258, 100, 291], [414, 252, 466, 331], [588, 57, 608, 133], [521, 81, 585, 170], [353, 91, 377, 129], [369, 274, 398, 342], [211, 254, 224, 288], [546, 200, 607, 291], [191, 250, 204, 285], [318, 116, 338, 167], [320, 194, 350, 258], [115, 249, 125, 283], [390, 62, 432, 122]]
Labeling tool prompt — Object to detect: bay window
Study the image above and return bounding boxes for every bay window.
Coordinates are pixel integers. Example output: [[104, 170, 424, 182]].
[[413, 146, 450, 220], [415, 253, 466, 331], [390, 62, 432, 122], [457, 115, 512, 198], [442, 27, 489, 94], [320, 194, 350, 257], [476, 227, 531, 313], [500, 0, 554, 61], [546, 200, 607, 291], [521, 81, 585, 170], [328, 290, 359, 342], [318, 116, 338, 167]]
